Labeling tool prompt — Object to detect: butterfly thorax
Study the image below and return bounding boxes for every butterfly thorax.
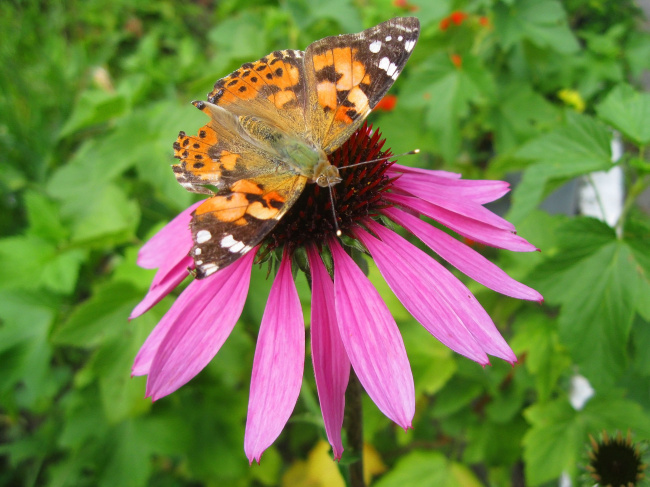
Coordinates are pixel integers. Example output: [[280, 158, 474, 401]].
[[238, 115, 341, 188]]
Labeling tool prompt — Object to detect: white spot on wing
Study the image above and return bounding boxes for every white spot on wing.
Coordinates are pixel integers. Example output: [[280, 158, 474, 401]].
[[221, 234, 237, 248], [220, 235, 253, 254], [369, 40, 381, 53], [405, 39, 416, 52], [201, 263, 219, 276], [386, 62, 398, 77], [385, 35, 392, 41], [398, 35, 403, 41], [196, 230, 212, 244], [194, 248, 202, 255], [378, 57, 390, 71]]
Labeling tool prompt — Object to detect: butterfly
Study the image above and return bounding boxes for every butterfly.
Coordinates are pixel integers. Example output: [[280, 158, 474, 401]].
[[172, 17, 420, 278]]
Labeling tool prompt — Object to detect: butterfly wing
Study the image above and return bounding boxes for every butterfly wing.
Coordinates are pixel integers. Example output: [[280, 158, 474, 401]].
[[205, 49, 309, 140], [303, 17, 420, 153], [173, 101, 309, 278], [190, 172, 307, 278]]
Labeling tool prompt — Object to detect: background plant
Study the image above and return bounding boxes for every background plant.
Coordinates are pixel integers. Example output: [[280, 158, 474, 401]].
[[1, 0, 650, 486]]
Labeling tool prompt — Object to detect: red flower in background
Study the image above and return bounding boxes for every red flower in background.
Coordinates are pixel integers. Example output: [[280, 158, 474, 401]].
[[375, 94, 398, 112]]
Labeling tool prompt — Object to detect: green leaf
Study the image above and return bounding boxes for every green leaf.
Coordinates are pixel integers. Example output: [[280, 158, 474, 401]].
[[509, 112, 613, 222], [400, 53, 494, 162], [0, 236, 85, 294], [510, 312, 571, 402], [626, 221, 650, 320], [207, 12, 269, 63], [24, 191, 68, 242], [0, 290, 62, 409], [64, 184, 140, 246], [523, 395, 650, 485], [522, 399, 582, 485], [596, 84, 650, 146], [432, 376, 484, 417], [494, 0, 580, 54], [531, 218, 643, 388], [375, 450, 482, 487], [632, 316, 650, 376], [0, 236, 56, 290], [40, 248, 86, 294], [489, 82, 560, 154], [402, 322, 457, 396], [464, 417, 528, 466], [52, 281, 141, 348], [98, 420, 152, 487], [58, 88, 128, 138], [87, 326, 152, 424]]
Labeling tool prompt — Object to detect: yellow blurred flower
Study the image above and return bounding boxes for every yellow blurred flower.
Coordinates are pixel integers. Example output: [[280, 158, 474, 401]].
[[282, 440, 387, 487], [558, 89, 586, 112]]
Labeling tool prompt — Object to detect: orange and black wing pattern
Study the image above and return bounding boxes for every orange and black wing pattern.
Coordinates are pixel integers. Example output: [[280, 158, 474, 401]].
[[190, 173, 307, 278], [303, 17, 419, 153]]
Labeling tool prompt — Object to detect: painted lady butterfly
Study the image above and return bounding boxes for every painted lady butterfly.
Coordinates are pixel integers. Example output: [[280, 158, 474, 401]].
[[172, 17, 420, 278]]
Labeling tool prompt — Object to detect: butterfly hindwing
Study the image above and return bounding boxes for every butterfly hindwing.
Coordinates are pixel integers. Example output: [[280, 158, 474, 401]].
[[190, 173, 307, 278]]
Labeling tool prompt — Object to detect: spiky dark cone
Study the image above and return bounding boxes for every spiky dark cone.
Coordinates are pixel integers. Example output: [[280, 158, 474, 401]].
[[263, 123, 396, 255], [586, 431, 647, 487]]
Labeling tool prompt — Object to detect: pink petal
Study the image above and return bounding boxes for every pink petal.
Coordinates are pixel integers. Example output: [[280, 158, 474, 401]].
[[131, 201, 205, 319], [129, 255, 192, 320], [142, 250, 256, 399], [390, 177, 515, 231], [354, 225, 488, 364], [384, 207, 543, 302], [245, 252, 305, 464], [307, 246, 350, 460], [388, 193, 537, 252], [389, 164, 462, 179], [390, 172, 511, 205], [329, 238, 415, 429], [363, 221, 516, 363], [137, 201, 203, 269]]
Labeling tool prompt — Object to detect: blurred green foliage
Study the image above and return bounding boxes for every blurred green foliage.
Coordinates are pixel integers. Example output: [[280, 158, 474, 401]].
[[2, 0, 650, 486]]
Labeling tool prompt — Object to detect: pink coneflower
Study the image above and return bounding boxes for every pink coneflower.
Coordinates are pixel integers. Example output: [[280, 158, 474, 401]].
[[131, 124, 542, 463]]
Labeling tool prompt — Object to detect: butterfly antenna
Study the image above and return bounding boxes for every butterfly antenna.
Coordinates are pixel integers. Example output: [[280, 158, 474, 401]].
[[340, 149, 420, 171], [327, 181, 342, 237]]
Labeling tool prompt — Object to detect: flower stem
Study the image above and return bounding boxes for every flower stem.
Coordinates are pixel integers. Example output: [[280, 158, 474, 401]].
[[345, 370, 365, 487], [615, 173, 650, 237]]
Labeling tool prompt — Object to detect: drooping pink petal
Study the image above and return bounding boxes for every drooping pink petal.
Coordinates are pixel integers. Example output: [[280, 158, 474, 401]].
[[143, 249, 256, 399], [329, 238, 415, 429], [387, 166, 510, 204], [245, 252, 305, 464], [137, 201, 203, 269], [307, 246, 350, 460], [387, 193, 536, 252], [390, 177, 514, 231], [129, 255, 192, 320], [354, 226, 489, 364], [130, 201, 204, 319], [362, 221, 516, 363], [132, 266, 218, 378], [384, 207, 543, 302]]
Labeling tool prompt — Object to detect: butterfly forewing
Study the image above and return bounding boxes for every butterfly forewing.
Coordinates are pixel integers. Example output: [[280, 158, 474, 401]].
[[205, 50, 309, 140], [303, 17, 420, 153]]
